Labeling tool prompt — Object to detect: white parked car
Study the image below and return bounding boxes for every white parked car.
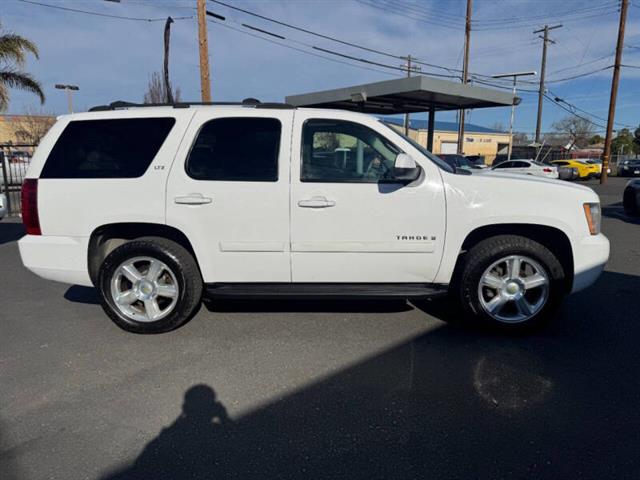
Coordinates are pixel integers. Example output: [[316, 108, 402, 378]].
[[18, 102, 609, 333], [0, 193, 6, 220], [491, 159, 559, 179]]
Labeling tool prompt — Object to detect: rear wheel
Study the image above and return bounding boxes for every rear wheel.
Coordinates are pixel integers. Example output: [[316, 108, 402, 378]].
[[98, 237, 202, 333], [454, 235, 566, 331]]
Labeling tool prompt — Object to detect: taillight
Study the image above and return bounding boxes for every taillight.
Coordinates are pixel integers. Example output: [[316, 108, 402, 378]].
[[21, 178, 41, 235], [543, 168, 553, 173]]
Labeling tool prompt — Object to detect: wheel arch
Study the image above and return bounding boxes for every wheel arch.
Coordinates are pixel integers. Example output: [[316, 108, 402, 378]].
[[452, 224, 574, 293], [88, 222, 200, 285]]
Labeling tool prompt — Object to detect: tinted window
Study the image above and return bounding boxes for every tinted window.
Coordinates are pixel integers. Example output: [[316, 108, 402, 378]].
[[302, 119, 401, 183], [494, 162, 513, 169], [41, 118, 175, 179], [514, 161, 530, 168], [187, 118, 280, 182]]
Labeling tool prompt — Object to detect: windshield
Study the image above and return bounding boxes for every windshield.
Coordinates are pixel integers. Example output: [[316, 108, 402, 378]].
[[379, 121, 455, 173]]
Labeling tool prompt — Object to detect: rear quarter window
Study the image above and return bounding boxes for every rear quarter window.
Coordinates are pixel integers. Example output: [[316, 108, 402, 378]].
[[40, 118, 175, 179]]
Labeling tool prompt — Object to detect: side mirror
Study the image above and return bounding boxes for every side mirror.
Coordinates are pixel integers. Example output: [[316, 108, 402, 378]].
[[393, 153, 421, 182]]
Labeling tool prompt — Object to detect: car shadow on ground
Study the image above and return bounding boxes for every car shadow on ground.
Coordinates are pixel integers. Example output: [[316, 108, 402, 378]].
[[100, 270, 640, 480], [64, 285, 101, 305], [602, 203, 640, 225], [0, 221, 24, 246]]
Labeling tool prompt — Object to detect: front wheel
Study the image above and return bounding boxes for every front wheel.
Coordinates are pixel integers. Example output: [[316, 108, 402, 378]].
[[454, 235, 566, 331], [97, 237, 202, 333]]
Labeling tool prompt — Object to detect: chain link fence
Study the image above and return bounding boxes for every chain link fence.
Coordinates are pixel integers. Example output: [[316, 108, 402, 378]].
[[1, 144, 37, 217]]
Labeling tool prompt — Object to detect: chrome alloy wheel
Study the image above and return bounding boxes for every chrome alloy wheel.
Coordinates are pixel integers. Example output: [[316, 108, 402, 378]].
[[478, 255, 550, 324], [110, 256, 179, 323]]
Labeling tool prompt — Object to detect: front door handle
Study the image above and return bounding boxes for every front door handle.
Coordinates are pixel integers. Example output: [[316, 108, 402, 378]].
[[298, 196, 336, 208], [174, 193, 212, 205]]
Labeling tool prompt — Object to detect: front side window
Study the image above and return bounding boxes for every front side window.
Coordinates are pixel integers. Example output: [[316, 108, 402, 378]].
[[41, 118, 175, 179], [187, 117, 281, 182], [301, 119, 401, 183]]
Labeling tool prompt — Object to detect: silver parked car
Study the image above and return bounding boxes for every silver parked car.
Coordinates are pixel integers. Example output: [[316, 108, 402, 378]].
[[491, 159, 559, 179]]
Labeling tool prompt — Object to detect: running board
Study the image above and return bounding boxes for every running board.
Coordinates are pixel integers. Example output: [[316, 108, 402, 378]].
[[204, 283, 448, 300]]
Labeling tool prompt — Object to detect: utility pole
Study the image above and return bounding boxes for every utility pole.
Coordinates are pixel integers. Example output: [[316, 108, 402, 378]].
[[492, 71, 536, 161], [54, 84, 79, 113], [196, 0, 212, 102], [534, 24, 562, 144], [601, 0, 628, 184], [457, 0, 472, 155], [400, 55, 421, 136], [163, 17, 174, 104]]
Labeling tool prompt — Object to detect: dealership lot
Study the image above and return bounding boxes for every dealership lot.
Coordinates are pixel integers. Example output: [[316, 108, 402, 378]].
[[1, 177, 639, 480]]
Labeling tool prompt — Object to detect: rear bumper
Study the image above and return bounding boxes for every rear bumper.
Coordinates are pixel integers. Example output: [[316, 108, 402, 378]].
[[571, 233, 610, 293], [18, 234, 92, 286]]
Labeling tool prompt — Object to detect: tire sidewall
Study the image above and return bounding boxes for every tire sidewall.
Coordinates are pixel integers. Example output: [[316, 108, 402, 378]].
[[98, 240, 197, 334]]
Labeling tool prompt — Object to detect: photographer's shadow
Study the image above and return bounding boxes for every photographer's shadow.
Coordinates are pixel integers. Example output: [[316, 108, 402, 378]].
[[104, 385, 231, 480]]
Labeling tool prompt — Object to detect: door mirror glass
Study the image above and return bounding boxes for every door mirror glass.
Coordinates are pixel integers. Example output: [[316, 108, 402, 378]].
[[393, 153, 421, 182]]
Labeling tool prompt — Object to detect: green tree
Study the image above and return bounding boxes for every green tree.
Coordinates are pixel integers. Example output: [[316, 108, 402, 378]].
[[589, 134, 604, 145], [611, 128, 639, 155], [0, 22, 45, 111]]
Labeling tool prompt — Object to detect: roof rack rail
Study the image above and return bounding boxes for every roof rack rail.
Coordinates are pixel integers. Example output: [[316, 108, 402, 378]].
[[88, 98, 295, 112]]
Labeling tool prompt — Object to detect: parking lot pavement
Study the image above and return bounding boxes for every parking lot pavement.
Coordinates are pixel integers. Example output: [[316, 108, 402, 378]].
[[1, 177, 639, 480]]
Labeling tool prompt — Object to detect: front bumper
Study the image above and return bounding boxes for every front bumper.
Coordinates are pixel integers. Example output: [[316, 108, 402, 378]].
[[18, 234, 92, 286], [571, 233, 610, 293]]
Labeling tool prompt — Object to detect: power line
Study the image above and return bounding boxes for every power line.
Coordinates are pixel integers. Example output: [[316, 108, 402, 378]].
[[546, 53, 615, 76], [544, 93, 607, 129], [209, 0, 405, 60], [18, 0, 192, 22], [548, 89, 636, 128], [206, 19, 401, 78], [208, 0, 617, 87], [359, 0, 617, 31], [207, 14, 463, 80], [545, 65, 613, 83]]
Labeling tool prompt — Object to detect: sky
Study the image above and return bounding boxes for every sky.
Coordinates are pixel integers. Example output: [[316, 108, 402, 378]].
[[2, 0, 640, 137]]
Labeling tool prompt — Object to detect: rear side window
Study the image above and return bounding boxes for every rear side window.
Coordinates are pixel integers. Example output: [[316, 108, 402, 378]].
[[186, 118, 281, 182], [41, 118, 175, 179]]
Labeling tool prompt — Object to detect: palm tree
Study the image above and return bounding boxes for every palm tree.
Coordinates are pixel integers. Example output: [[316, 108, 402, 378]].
[[0, 23, 45, 111]]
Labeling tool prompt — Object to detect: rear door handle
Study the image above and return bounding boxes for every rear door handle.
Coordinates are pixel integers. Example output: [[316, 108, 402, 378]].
[[298, 196, 336, 208], [174, 194, 212, 205]]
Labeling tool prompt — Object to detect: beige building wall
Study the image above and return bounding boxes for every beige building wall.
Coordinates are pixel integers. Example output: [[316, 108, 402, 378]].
[[0, 114, 56, 145], [389, 123, 511, 165]]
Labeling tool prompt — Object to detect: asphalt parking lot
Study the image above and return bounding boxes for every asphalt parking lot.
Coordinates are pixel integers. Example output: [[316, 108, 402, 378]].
[[1, 177, 639, 480]]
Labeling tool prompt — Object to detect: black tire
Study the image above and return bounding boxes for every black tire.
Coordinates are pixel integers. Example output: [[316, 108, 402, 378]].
[[623, 184, 640, 216], [452, 235, 566, 332], [97, 237, 202, 334]]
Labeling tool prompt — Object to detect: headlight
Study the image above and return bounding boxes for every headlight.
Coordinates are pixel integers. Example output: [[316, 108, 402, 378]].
[[583, 203, 601, 235]]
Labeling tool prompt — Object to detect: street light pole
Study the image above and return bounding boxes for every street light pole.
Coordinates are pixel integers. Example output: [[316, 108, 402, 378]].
[[491, 71, 536, 161], [54, 84, 79, 113]]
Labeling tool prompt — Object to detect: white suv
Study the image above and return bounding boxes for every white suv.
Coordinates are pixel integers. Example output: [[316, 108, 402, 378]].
[[18, 102, 609, 333]]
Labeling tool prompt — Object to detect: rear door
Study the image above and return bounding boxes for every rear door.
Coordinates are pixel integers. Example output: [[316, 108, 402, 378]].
[[289, 111, 446, 283], [166, 109, 293, 283]]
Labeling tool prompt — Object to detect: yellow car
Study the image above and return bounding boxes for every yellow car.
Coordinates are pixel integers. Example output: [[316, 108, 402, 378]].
[[551, 159, 601, 179]]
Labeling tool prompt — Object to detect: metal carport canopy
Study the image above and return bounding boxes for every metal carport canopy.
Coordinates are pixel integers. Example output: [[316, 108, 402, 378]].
[[285, 75, 519, 114]]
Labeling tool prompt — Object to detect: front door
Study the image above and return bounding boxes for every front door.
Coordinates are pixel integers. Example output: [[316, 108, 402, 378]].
[[166, 109, 293, 283], [290, 111, 446, 283]]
